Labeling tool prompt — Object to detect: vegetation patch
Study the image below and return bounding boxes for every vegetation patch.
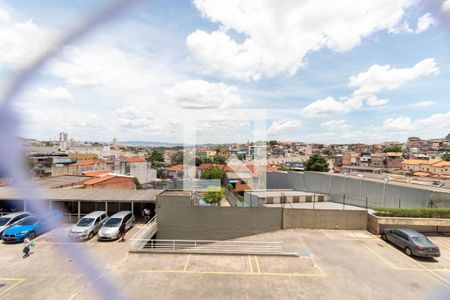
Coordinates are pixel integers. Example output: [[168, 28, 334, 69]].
[[375, 208, 450, 219]]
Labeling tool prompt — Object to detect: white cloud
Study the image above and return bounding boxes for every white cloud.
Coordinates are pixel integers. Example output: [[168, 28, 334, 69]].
[[303, 97, 351, 116], [349, 58, 439, 96], [442, 0, 450, 12], [0, 7, 10, 22], [366, 96, 389, 106], [409, 100, 435, 108], [188, 0, 416, 81], [268, 120, 302, 136], [383, 117, 413, 131], [320, 120, 348, 130], [416, 13, 436, 33], [31, 87, 73, 101], [416, 111, 450, 129], [167, 79, 243, 108]]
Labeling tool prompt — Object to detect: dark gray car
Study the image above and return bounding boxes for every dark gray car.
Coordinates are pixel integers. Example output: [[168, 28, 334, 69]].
[[381, 228, 440, 258]]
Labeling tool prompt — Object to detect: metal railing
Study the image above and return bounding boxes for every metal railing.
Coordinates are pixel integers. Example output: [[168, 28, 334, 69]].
[[129, 238, 295, 256], [130, 216, 158, 250]]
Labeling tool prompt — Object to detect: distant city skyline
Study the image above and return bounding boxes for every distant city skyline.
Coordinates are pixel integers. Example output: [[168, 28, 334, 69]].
[[2, 1, 450, 144]]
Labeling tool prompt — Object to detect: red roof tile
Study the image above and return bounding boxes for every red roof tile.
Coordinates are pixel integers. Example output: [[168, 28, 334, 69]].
[[167, 164, 183, 171], [124, 157, 147, 163], [70, 159, 104, 167]]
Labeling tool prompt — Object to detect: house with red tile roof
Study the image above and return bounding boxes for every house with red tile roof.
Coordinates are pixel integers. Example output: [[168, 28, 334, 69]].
[[68, 159, 108, 175]]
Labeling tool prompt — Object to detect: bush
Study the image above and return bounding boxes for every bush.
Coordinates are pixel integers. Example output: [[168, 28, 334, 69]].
[[374, 208, 450, 218]]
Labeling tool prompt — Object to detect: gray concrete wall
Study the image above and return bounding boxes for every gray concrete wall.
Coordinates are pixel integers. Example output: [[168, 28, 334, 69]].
[[367, 213, 450, 234], [267, 171, 449, 209], [156, 191, 282, 240], [283, 209, 367, 230]]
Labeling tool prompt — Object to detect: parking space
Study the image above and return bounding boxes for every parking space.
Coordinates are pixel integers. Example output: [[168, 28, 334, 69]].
[[2, 228, 450, 299]]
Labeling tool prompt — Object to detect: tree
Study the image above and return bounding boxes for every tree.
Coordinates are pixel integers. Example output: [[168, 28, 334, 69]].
[[305, 154, 330, 172], [134, 178, 144, 190], [203, 186, 225, 205], [171, 152, 184, 165], [446, 133, 450, 140], [442, 153, 450, 162], [146, 149, 164, 163], [268, 140, 278, 146], [212, 155, 226, 164], [201, 167, 225, 180], [383, 145, 402, 153]]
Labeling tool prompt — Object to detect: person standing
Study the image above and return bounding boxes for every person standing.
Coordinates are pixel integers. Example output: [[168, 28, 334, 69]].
[[142, 207, 151, 223], [119, 222, 126, 242], [23, 237, 31, 258]]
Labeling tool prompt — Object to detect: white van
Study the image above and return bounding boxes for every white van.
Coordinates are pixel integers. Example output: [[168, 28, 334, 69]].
[[68, 211, 108, 240], [97, 211, 134, 241]]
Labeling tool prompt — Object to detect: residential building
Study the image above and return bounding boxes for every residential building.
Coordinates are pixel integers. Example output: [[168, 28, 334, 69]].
[[83, 174, 136, 190], [68, 159, 108, 175], [112, 157, 156, 184], [371, 153, 385, 168]]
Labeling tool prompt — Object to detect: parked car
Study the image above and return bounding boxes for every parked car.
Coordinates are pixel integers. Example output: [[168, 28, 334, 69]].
[[381, 228, 440, 258], [0, 212, 31, 238], [1, 210, 63, 242], [97, 211, 134, 241], [68, 211, 108, 240]]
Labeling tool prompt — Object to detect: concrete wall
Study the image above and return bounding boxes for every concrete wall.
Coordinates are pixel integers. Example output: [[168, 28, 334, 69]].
[[367, 213, 450, 234], [156, 191, 368, 240], [267, 171, 450, 209], [156, 191, 282, 240], [283, 209, 367, 230]]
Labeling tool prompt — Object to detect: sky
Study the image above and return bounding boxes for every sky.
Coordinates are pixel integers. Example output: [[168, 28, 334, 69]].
[[1, 0, 450, 144]]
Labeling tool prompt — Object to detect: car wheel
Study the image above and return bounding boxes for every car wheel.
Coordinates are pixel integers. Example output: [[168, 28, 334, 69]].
[[381, 233, 387, 241], [405, 247, 413, 256], [28, 231, 36, 239], [88, 232, 94, 240]]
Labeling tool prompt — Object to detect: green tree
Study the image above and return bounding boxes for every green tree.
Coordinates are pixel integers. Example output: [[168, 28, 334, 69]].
[[383, 145, 402, 153], [305, 154, 330, 172], [446, 133, 450, 140], [171, 152, 184, 165], [203, 186, 225, 205], [146, 149, 164, 163], [212, 155, 226, 164], [442, 153, 450, 162], [201, 167, 225, 180], [268, 140, 278, 146], [134, 178, 144, 190]]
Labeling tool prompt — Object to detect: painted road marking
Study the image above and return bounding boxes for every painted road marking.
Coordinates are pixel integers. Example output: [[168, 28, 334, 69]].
[[183, 255, 191, 272], [0, 278, 25, 298], [254, 256, 261, 274], [359, 241, 450, 290], [248, 256, 254, 274]]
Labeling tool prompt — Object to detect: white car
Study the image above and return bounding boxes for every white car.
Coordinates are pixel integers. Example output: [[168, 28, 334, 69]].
[[0, 212, 31, 238], [68, 211, 108, 240], [97, 211, 134, 241]]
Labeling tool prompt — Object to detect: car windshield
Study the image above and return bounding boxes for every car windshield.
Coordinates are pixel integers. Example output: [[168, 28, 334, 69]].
[[17, 217, 39, 226], [412, 236, 433, 245], [103, 218, 122, 227], [76, 218, 95, 227], [0, 217, 11, 226]]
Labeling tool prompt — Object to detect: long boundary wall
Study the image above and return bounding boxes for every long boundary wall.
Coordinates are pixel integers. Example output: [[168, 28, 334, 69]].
[[156, 191, 368, 240], [267, 172, 450, 208]]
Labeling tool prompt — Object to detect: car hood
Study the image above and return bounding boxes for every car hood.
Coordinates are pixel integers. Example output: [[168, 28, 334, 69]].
[[0, 225, 7, 233], [3, 224, 37, 235], [99, 227, 119, 235], [70, 226, 91, 233]]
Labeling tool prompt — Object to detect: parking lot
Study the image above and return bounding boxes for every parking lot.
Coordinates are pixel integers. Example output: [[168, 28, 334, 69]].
[[1, 226, 450, 299]]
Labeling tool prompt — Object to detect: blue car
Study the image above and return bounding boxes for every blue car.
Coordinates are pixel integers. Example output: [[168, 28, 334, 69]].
[[1, 211, 63, 242]]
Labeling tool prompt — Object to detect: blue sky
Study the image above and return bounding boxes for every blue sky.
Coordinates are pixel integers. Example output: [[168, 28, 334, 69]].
[[1, 0, 450, 144]]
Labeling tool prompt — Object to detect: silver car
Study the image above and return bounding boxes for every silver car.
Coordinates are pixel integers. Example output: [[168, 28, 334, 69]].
[[0, 212, 31, 238], [97, 211, 134, 241], [68, 211, 108, 240], [381, 228, 440, 258]]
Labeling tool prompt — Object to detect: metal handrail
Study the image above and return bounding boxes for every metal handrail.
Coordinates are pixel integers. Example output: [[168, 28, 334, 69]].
[[129, 238, 289, 255], [130, 216, 157, 249]]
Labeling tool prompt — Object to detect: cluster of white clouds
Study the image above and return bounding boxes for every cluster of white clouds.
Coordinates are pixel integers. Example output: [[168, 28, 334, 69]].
[[383, 111, 450, 132], [1, 2, 447, 143], [187, 0, 423, 81], [167, 80, 242, 108], [302, 58, 439, 117]]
